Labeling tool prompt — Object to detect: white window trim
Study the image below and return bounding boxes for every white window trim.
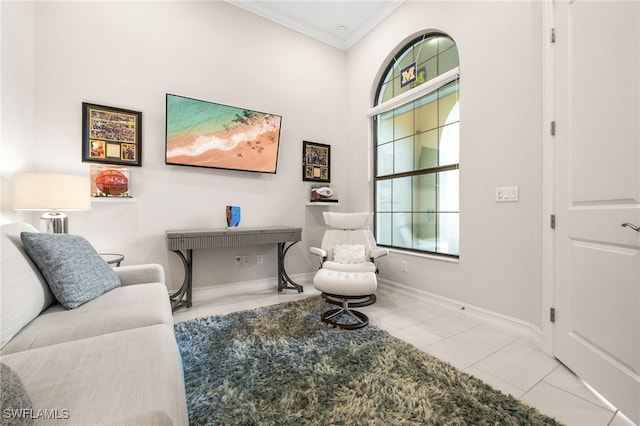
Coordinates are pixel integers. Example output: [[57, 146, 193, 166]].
[[387, 247, 460, 263], [367, 66, 460, 117]]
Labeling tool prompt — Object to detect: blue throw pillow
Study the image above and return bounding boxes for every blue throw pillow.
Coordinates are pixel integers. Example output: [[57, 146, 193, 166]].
[[20, 232, 121, 309], [0, 362, 33, 425]]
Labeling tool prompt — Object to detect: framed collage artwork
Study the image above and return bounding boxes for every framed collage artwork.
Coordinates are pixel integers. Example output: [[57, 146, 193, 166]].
[[82, 102, 142, 166], [302, 140, 330, 182]]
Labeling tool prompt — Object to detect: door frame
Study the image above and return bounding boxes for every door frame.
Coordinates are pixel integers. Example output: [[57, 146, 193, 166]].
[[541, 0, 556, 357]]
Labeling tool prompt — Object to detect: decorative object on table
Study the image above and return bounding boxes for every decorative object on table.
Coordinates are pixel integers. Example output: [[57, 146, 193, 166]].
[[11, 173, 91, 233], [302, 140, 330, 182], [165, 94, 282, 174], [82, 102, 142, 167], [309, 184, 338, 203], [225, 205, 241, 228], [90, 165, 131, 197], [175, 296, 564, 426]]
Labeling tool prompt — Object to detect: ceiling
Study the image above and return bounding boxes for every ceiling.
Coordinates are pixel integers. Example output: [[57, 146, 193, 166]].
[[226, 1, 404, 50]]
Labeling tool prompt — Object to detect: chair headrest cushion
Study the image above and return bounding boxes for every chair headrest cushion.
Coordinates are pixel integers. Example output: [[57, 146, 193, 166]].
[[323, 212, 371, 229]]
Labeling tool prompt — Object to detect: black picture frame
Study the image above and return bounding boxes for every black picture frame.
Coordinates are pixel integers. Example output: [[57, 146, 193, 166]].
[[82, 102, 142, 166], [302, 141, 330, 182]]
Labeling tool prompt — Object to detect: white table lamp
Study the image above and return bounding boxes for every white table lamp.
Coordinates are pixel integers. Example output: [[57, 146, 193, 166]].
[[12, 173, 91, 233]]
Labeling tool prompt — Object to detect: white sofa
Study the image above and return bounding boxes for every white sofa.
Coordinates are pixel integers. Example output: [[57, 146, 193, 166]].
[[0, 223, 188, 425]]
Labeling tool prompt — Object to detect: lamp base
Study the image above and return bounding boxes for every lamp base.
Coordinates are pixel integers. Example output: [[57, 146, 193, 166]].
[[40, 211, 68, 233]]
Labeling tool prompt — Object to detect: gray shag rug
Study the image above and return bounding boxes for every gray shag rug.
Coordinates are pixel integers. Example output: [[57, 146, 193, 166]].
[[174, 296, 563, 425]]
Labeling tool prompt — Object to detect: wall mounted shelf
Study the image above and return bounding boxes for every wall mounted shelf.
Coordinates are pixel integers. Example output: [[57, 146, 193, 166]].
[[306, 202, 340, 206], [91, 197, 136, 203]]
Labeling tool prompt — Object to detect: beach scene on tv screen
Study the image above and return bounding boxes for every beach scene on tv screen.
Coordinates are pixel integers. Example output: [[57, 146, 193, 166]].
[[165, 94, 281, 173]]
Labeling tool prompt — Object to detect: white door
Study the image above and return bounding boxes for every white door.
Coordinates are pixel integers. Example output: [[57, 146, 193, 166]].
[[554, 0, 640, 423]]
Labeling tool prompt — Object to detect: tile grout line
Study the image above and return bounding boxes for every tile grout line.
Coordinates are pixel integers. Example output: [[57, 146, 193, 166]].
[[539, 365, 618, 416]]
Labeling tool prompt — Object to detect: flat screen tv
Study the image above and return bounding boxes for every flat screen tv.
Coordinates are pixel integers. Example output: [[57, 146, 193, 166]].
[[165, 94, 282, 174]]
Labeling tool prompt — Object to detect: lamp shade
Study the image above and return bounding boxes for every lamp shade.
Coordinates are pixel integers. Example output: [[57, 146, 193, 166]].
[[12, 173, 91, 211]]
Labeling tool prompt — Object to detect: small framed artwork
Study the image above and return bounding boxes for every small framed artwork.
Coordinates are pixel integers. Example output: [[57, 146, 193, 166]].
[[82, 102, 142, 166], [302, 141, 330, 182]]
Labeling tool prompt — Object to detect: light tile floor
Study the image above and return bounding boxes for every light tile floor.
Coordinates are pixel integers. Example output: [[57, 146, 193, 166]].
[[173, 283, 636, 426]]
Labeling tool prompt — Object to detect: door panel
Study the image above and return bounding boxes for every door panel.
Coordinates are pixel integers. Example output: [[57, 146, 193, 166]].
[[569, 240, 638, 370], [554, 1, 640, 423]]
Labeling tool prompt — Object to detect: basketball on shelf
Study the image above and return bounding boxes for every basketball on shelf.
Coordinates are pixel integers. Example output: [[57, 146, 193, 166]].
[[95, 169, 128, 195]]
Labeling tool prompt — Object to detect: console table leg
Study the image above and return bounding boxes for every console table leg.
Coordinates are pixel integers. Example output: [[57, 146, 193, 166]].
[[169, 249, 193, 312], [277, 241, 303, 293]]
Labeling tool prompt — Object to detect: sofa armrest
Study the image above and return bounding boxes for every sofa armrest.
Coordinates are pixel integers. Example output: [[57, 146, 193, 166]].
[[115, 264, 165, 286]]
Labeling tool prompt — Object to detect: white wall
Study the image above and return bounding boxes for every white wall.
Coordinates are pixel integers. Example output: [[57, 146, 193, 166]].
[[1, 1, 348, 290], [1, 1, 37, 225], [346, 1, 545, 328], [1, 1, 547, 329]]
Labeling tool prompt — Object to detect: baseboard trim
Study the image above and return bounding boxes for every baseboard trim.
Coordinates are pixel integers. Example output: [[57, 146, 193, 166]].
[[174, 272, 316, 299], [378, 278, 543, 346], [174, 274, 542, 345]]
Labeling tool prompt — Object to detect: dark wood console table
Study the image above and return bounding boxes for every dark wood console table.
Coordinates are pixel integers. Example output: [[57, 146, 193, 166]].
[[166, 226, 303, 311]]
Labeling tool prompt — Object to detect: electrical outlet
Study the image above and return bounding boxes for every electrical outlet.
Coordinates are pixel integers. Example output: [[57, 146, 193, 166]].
[[401, 261, 408, 272], [234, 256, 242, 266], [257, 255, 264, 264], [242, 255, 249, 265]]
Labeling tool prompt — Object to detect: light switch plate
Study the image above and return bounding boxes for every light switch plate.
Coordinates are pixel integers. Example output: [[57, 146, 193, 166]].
[[496, 186, 519, 202]]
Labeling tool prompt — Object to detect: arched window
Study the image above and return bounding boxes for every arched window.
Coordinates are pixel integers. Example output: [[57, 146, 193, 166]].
[[370, 33, 460, 257]]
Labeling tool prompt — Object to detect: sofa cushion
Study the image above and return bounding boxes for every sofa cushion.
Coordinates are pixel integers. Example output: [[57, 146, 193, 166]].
[[319, 261, 377, 273], [0, 362, 33, 426], [0, 325, 188, 426], [0, 283, 173, 355], [21, 232, 120, 309], [1, 224, 55, 349], [103, 410, 174, 426]]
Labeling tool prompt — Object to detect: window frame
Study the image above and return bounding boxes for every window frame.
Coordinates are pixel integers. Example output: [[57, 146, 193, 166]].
[[369, 33, 460, 259]]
